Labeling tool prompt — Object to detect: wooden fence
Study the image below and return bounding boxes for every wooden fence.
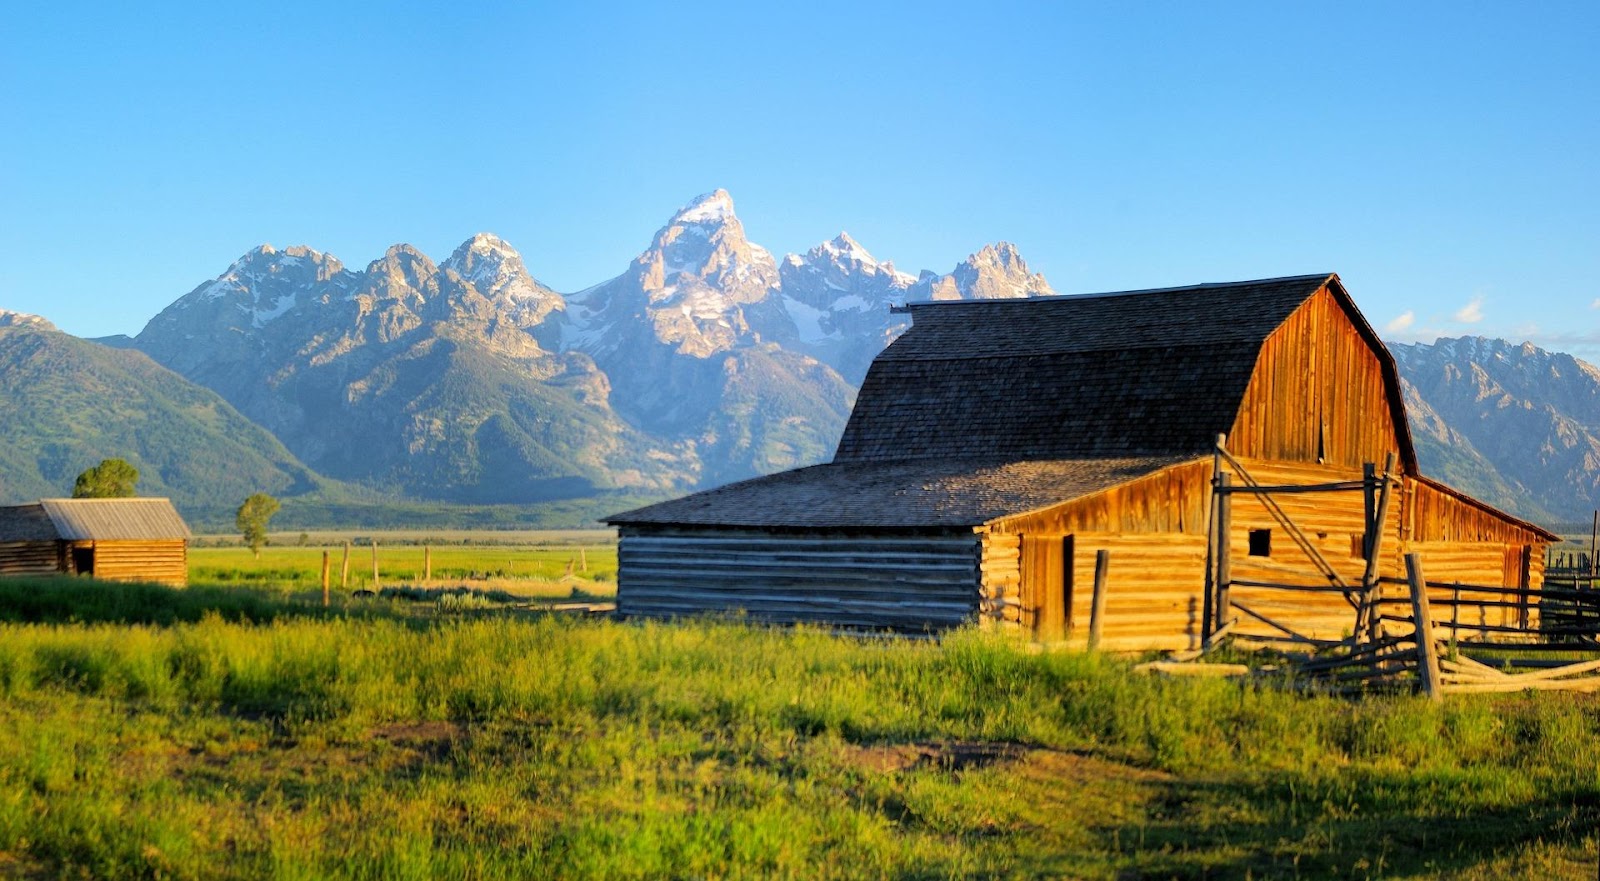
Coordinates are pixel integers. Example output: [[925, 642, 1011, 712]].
[[1249, 553, 1600, 697]]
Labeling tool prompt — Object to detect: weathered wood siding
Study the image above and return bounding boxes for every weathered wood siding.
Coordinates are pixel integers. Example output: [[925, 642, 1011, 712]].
[[1229, 286, 1406, 470], [987, 463, 1211, 650], [1404, 478, 1551, 548], [0, 541, 63, 577], [616, 528, 981, 632], [89, 540, 188, 587], [994, 460, 1212, 536]]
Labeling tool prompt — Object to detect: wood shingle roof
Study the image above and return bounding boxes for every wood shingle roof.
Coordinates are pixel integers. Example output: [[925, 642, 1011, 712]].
[[607, 456, 1194, 528]]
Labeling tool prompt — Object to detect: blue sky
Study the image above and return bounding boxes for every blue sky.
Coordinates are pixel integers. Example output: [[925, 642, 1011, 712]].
[[3, 2, 1598, 355]]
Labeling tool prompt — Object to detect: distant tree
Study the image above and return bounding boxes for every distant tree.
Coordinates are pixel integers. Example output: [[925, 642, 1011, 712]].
[[72, 458, 139, 498], [236, 493, 281, 559]]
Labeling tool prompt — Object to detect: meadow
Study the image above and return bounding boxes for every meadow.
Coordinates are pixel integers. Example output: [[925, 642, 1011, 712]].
[[0, 551, 1594, 878], [188, 533, 618, 600]]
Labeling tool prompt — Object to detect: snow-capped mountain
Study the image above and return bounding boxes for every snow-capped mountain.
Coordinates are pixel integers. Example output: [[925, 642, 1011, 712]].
[[565, 189, 785, 360], [776, 232, 917, 384], [125, 188, 1067, 503], [136, 237, 695, 502], [442, 233, 565, 335], [560, 190, 851, 485]]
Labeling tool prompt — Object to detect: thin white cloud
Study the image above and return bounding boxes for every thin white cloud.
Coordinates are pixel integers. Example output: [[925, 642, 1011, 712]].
[[1453, 296, 1485, 323], [1590, 298, 1600, 310], [1383, 310, 1416, 334]]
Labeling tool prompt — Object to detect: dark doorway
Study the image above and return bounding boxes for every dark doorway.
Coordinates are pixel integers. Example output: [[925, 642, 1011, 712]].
[[71, 546, 94, 576]]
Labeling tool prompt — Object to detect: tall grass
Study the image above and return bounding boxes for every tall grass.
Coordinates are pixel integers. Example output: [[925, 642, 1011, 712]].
[[0, 608, 1592, 878]]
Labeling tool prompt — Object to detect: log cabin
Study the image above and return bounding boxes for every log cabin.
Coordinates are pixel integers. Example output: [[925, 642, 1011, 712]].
[[0, 498, 191, 587], [607, 274, 1557, 650]]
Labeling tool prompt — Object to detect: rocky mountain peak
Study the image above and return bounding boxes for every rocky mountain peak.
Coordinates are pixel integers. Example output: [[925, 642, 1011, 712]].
[[0, 309, 54, 330], [637, 189, 775, 298], [800, 232, 909, 281], [229, 243, 344, 278], [909, 241, 1055, 302], [442, 233, 563, 325], [670, 189, 737, 226], [363, 244, 439, 297]]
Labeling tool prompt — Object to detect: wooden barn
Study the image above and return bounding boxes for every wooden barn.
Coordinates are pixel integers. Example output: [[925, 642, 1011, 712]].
[[0, 498, 191, 587], [607, 274, 1557, 650]]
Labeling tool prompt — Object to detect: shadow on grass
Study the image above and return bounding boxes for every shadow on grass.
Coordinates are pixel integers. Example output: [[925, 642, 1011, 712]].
[[1089, 775, 1600, 879]]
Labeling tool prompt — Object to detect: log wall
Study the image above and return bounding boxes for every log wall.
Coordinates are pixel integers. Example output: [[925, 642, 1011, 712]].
[[0, 541, 64, 577], [978, 532, 1021, 631], [89, 541, 188, 587], [1062, 532, 1207, 652], [616, 528, 981, 632]]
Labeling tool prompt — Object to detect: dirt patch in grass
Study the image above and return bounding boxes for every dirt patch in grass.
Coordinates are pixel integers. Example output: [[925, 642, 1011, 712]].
[[371, 720, 464, 750], [840, 740, 1173, 783]]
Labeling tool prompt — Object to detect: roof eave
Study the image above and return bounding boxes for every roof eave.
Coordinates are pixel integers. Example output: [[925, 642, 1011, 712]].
[[1408, 474, 1562, 542]]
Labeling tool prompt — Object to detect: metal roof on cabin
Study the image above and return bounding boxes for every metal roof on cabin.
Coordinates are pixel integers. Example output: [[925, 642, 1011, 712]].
[[37, 498, 192, 541], [0, 504, 63, 542], [606, 456, 1196, 528], [835, 274, 1334, 462]]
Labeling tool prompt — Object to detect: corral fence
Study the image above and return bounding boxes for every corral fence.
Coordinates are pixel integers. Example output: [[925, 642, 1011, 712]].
[[1182, 437, 1600, 697]]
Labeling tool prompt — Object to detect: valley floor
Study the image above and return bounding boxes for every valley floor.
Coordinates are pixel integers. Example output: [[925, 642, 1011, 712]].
[[0, 576, 1594, 879]]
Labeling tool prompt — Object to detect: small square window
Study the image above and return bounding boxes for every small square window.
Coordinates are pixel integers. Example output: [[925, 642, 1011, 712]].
[[1248, 529, 1271, 557]]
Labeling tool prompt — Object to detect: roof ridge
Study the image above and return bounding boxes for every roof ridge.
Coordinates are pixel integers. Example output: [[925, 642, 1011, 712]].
[[900, 273, 1334, 309], [875, 341, 1251, 363]]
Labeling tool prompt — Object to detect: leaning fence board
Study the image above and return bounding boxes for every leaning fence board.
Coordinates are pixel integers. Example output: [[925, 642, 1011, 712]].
[[1442, 676, 1600, 694]]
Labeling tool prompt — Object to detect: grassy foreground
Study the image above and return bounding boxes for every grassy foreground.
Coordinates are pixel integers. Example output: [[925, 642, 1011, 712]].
[[0, 582, 1595, 878]]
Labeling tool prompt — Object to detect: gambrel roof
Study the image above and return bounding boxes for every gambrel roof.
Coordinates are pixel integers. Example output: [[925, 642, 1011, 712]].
[[837, 273, 1415, 467]]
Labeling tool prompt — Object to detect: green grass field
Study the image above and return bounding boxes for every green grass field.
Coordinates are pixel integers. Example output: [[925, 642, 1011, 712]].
[[0, 571, 1594, 878], [188, 537, 618, 600]]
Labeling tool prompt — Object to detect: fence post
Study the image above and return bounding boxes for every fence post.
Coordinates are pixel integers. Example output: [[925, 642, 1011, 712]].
[[1215, 473, 1232, 634], [424, 545, 432, 583], [1405, 553, 1443, 702], [321, 550, 330, 607], [1589, 510, 1597, 582], [1203, 434, 1224, 645], [341, 541, 350, 590], [1088, 550, 1110, 651], [371, 539, 380, 590]]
